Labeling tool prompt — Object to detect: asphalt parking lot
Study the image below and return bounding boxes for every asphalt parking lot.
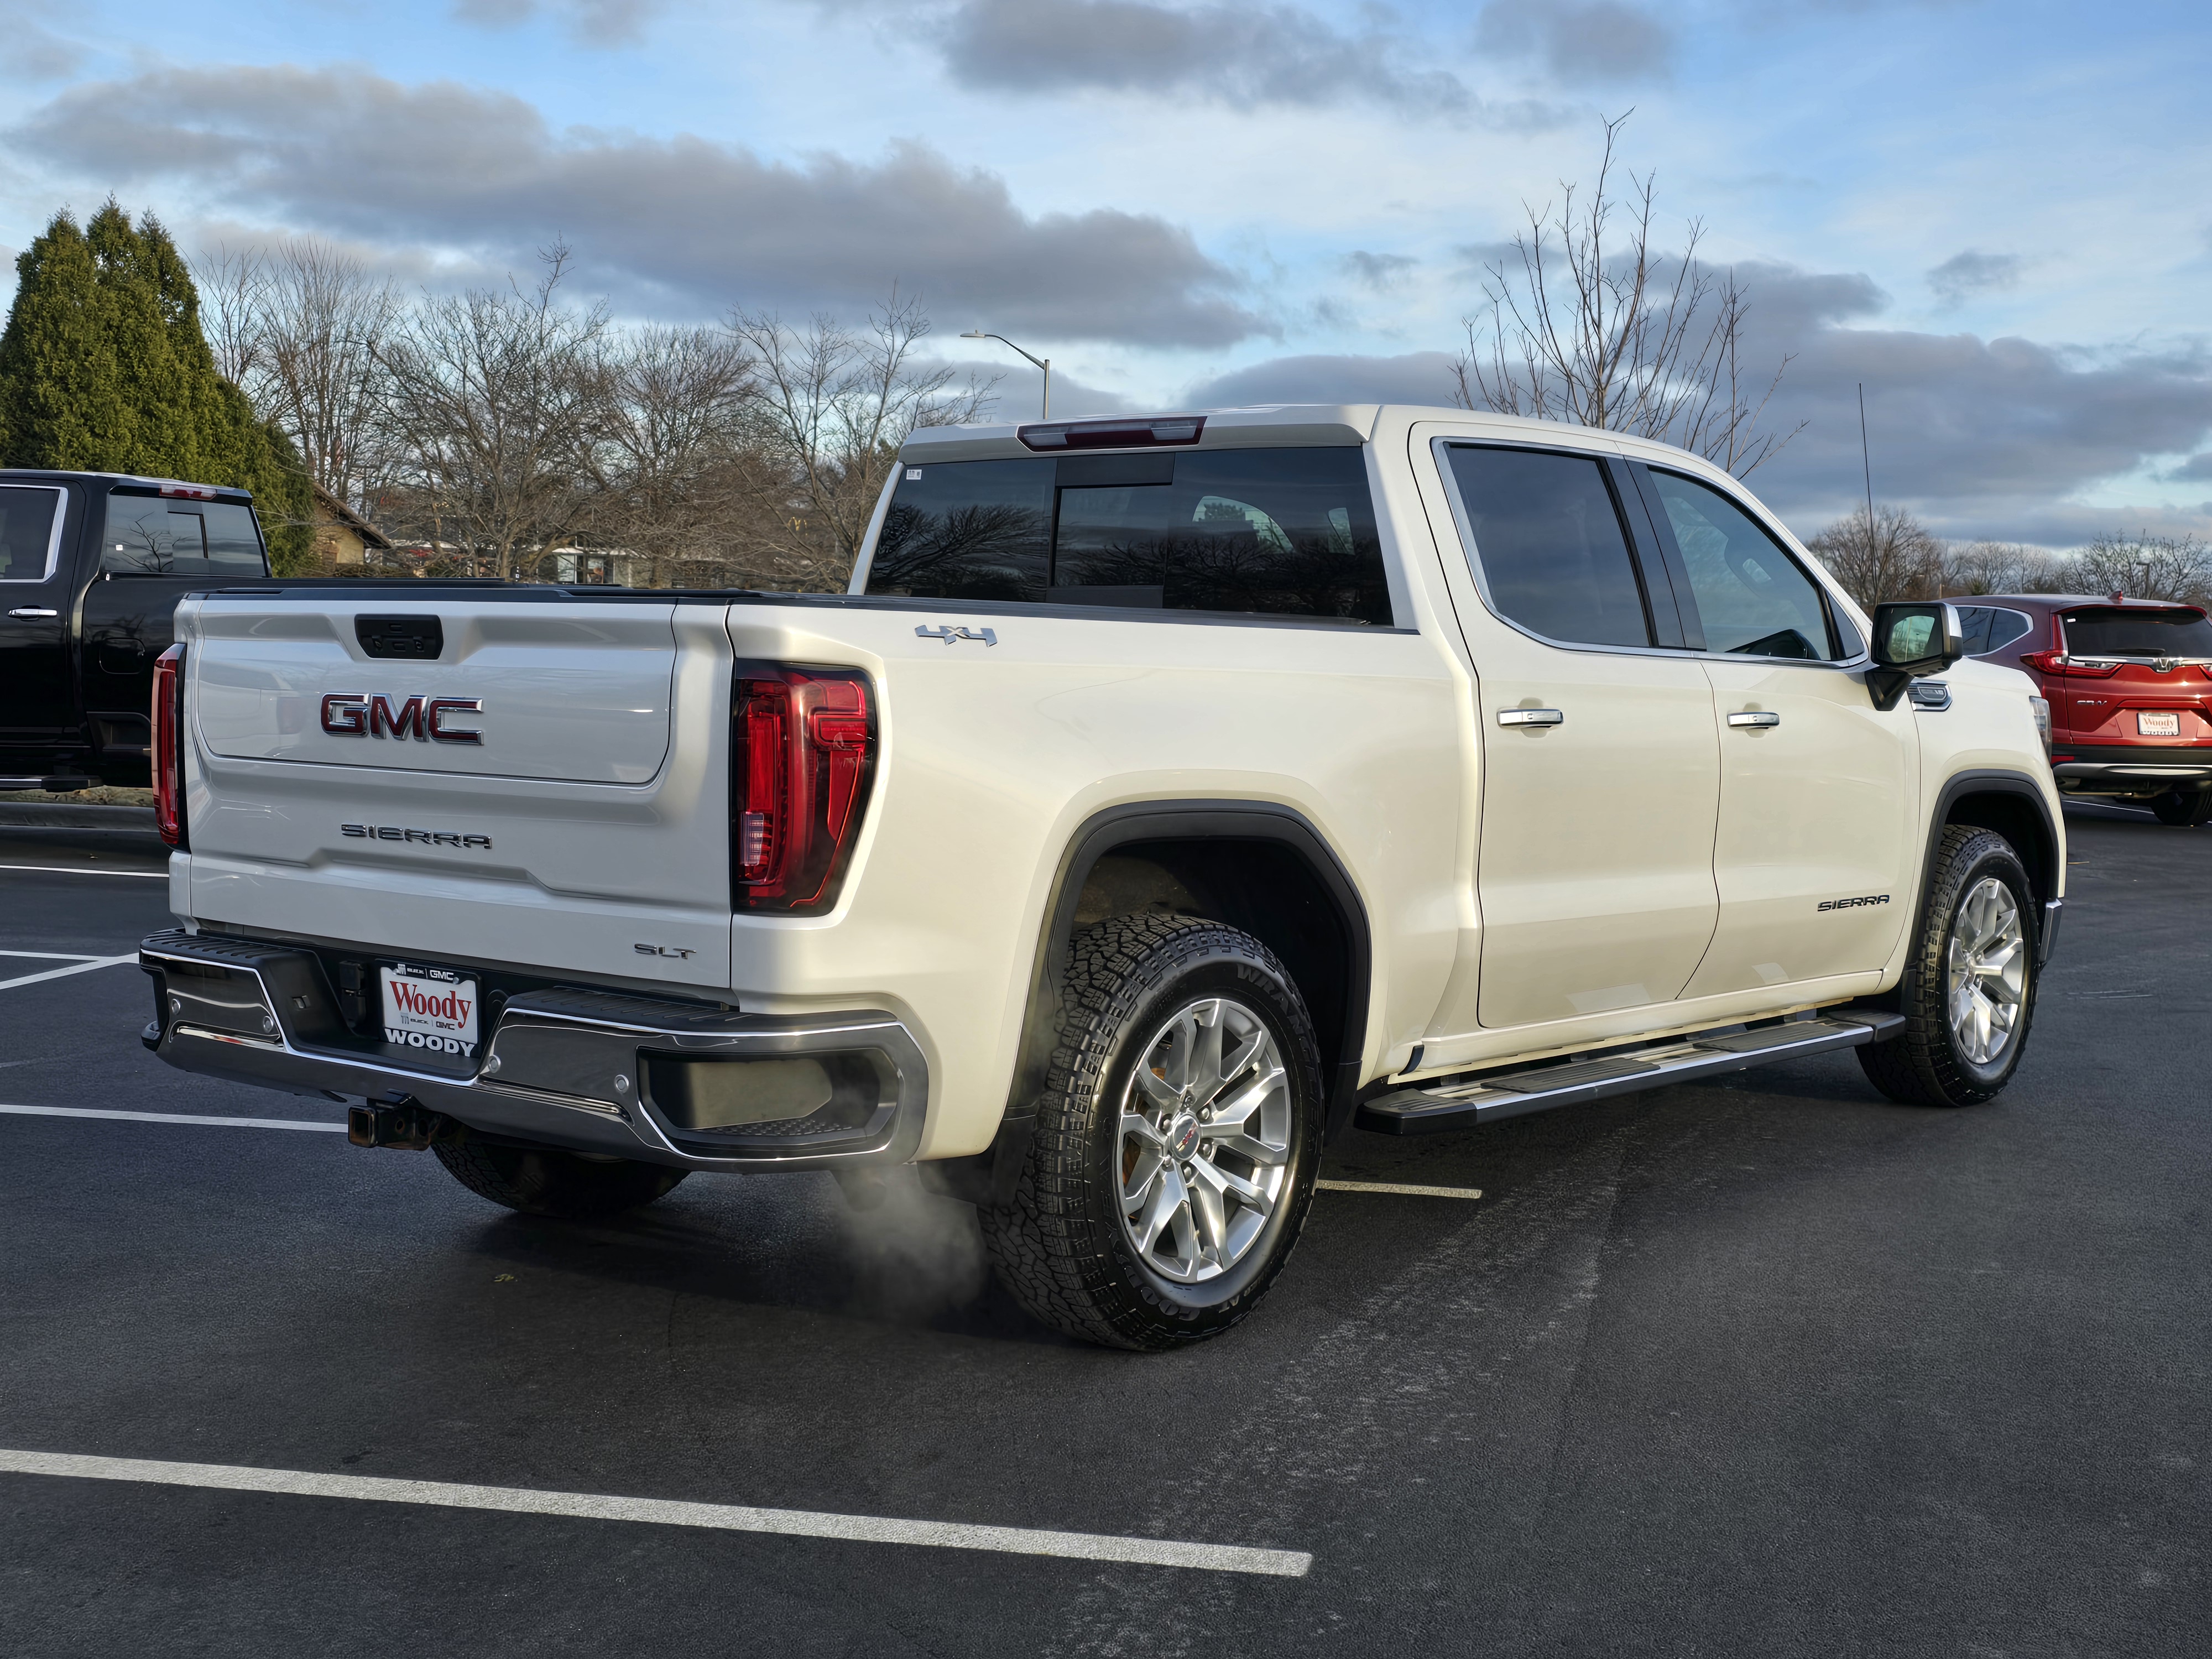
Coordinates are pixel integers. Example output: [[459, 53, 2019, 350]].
[[1, 805, 2205, 1657]]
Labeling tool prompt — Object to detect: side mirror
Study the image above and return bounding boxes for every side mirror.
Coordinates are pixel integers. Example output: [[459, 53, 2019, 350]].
[[1867, 601, 1964, 709]]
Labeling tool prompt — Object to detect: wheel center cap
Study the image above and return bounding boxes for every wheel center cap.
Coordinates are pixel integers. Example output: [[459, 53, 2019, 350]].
[[1167, 1113, 1201, 1160]]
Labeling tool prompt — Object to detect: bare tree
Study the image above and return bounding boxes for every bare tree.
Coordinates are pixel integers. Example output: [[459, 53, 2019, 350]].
[[1804, 504, 1947, 609], [1452, 114, 1802, 477], [730, 287, 993, 589], [2059, 532, 2212, 606], [191, 245, 270, 394], [575, 324, 756, 587], [1941, 539, 2053, 597], [254, 241, 401, 509], [372, 244, 610, 579]]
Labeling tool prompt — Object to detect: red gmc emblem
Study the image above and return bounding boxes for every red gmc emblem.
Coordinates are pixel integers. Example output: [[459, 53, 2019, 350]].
[[320, 693, 483, 745]]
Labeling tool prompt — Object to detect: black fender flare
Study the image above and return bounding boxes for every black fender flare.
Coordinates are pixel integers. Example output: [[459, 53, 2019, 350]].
[[1009, 799, 1375, 1143]]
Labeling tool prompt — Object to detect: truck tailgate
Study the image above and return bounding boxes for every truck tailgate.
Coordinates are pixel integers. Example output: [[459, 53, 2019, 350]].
[[177, 594, 733, 990]]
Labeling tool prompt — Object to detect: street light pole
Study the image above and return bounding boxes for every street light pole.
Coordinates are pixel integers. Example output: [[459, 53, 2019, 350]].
[[962, 330, 1050, 420]]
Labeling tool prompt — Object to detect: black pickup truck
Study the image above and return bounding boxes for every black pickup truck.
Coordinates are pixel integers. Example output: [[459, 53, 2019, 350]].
[[0, 468, 272, 790]]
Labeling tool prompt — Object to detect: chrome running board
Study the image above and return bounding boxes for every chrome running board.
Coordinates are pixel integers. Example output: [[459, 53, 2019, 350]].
[[1355, 1011, 1905, 1136]]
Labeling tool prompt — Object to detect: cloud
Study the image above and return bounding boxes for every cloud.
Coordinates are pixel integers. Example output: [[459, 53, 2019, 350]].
[[1474, 0, 1674, 84], [1342, 251, 1417, 291], [12, 64, 1265, 348], [0, 1, 85, 80], [1187, 265, 2212, 544], [1183, 349, 1462, 408], [933, 356, 1144, 421], [450, 0, 660, 47], [927, 0, 1494, 118], [1926, 248, 2026, 309]]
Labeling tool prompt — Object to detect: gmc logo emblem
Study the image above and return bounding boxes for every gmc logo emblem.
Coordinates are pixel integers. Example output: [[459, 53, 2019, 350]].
[[321, 693, 483, 745]]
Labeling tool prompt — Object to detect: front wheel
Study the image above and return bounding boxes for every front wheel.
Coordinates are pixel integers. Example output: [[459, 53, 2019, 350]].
[[980, 915, 1323, 1350], [1858, 826, 2039, 1107]]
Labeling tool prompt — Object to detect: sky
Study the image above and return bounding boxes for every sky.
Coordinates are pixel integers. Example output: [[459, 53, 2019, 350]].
[[1, 0, 2208, 547]]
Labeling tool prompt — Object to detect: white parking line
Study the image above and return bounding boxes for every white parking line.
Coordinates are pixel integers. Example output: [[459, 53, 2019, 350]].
[[0, 954, 138, 991], [0, 864, 166, 879], [1317, 1180, 1483, 1200], [0, 950, 111, 961], [0, 1449, 1313, 1577], [0, 1104, 346, 1131]]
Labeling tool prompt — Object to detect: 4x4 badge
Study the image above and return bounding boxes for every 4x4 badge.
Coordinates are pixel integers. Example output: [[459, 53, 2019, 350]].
[[915, 625, 997, 646]]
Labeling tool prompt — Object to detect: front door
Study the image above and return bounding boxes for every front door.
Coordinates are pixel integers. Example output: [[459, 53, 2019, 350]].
[[1430, 439, 1722, 1030], [1634, 466, 1918, 995]]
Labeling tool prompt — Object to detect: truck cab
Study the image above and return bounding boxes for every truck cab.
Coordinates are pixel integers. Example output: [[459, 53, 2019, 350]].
[[0, 469, 271, 792]]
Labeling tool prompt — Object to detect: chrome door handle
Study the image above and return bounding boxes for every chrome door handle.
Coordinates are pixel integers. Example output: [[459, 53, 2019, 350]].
[[1728, 711, 1782, 728], [1497, 707, 1564, 727], [7, 607, 59, 619]]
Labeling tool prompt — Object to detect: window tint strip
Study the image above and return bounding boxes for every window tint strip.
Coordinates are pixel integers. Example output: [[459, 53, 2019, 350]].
[[1624, 463, 1707, 651], [1605, 456, 1687, 649]]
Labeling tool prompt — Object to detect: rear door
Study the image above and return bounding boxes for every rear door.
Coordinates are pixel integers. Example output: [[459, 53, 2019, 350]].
[[1425, 435, 1722, 1030], [0, 481, 77, 770], [81, 486, 270, 778], [1630, 465, 1918, 996]]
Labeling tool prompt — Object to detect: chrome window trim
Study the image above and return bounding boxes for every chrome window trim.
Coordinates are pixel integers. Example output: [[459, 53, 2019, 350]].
[[0, 484, 69, 583], [1428, 435, 1874, 673]]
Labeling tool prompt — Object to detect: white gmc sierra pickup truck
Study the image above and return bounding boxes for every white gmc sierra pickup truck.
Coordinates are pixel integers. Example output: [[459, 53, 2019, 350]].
[[139, 404, 2063, 1349]]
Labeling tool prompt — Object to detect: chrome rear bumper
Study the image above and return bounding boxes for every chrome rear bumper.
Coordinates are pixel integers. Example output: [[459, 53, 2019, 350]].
[[138, 930, 927, 1173]]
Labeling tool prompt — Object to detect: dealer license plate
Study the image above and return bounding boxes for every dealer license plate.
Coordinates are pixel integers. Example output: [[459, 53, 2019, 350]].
[[2138, 711, 2181, 737], [379, 961, 482, 1059]]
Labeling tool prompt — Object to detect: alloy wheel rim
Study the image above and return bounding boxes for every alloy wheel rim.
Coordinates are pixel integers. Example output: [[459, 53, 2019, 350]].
[[1117, 997, 1292, 1285], [1945, 875, 2026, 1066]]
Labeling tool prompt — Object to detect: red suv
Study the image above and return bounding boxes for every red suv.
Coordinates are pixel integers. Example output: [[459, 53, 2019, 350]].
[[1960, 594, 2212, 825]]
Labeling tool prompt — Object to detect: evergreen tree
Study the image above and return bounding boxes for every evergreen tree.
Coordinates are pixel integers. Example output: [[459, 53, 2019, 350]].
[[0, 202, 313, 572]]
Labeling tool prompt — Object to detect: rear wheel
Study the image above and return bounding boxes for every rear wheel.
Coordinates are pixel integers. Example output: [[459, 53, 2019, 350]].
[[433, 1137, 687, 1219], [1858, 827, 2038, 1107], [2149, 790, 2212, 827], [980, 915, 1322, 1351]]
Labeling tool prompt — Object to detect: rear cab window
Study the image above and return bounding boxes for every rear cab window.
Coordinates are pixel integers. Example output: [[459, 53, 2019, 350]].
[[2060, 608, 2212, 659], [865, 447, 1391, 624], [103, 489, 269, 577]]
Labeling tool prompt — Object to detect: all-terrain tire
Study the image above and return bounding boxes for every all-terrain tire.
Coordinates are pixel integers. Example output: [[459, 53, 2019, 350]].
[[433, 1136, 687, 1219], [979, 915, 1323, 1351], [1858, 826, 2039, 1108]]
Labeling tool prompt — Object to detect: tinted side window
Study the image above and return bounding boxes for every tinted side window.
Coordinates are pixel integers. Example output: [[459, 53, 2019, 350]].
[[865, 448, 1390, 623], [867, 459, 1053, 601], [0, 486, 61, 581], [102, 492, 269, 576], [1444, 445, 1651, 649], [1650, 471, 1836, 660], [1957, 606, 1997, 655], [1983, 608, 2032, 653]]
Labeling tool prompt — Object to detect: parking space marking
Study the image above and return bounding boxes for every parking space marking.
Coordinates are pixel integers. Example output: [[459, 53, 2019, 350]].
[[0, 1104, 347, 1132], [1317, 1180, 1483, 1199], [0, 950, 113, 961], [0, 954, 138, 992], [0, 1449, 1313, 1577], [0, 864, 166, 879]]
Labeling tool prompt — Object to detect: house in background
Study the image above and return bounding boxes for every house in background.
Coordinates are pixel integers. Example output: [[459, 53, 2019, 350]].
[[311, 484, 393, 568]]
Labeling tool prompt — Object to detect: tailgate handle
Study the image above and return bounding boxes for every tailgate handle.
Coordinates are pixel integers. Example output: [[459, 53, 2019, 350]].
[[358, 615, 445, 660]]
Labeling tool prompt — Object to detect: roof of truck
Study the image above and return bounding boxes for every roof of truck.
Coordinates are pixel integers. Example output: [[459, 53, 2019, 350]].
[[0, 467, 254, 500]]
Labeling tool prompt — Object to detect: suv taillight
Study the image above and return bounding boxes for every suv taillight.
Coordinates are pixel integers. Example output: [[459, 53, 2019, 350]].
[[2020, 649, 2119, 679], [731, 665, 875, 912], [152, 644, 187, 849]]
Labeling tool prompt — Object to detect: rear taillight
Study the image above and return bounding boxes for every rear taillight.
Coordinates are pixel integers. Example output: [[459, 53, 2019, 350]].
[[152, 643, 187, 849], [2021, 649, 2119, 678], [731, 665, 875, 912]]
